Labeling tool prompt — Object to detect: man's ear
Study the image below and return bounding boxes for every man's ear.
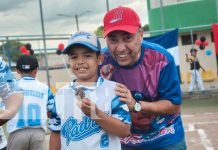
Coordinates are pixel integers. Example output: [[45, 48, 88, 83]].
[[98, 54, 104, 65], [139, 30, 144, 43]]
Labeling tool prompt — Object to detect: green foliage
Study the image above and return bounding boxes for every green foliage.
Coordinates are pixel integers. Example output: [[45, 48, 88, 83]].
[[0, 40, 24, 63], [95, 26, 104, 36], [142, 24, 149, 31]]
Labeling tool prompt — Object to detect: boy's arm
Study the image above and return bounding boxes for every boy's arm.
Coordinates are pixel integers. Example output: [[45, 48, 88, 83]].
[[0, 92, 23, 120], [200, 64, 205, 71], [49, 131, 61, 150], [0, 58, 24, 120], [47, 88, 55, 118], [94, 109, 131, 138], [79, 99, 131, 138], [185, 53, 190, 63]]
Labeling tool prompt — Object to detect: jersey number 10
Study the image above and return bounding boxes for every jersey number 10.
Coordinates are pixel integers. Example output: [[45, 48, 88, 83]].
[[17, 103, 41, 128]]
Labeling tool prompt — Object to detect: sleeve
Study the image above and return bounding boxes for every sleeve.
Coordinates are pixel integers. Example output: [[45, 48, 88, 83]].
[[158, 59, 182, 105], [47, 88, 55, 112], [48, 93, 61, 132], [0, 58, 23, 101], [111, 96, 131, 125]]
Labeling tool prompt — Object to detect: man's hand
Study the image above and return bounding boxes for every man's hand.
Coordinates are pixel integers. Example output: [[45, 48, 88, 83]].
[[100, 64, 114, 80], [115, 83, 135, 111]]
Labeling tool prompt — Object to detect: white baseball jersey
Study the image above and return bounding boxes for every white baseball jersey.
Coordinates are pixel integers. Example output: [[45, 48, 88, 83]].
[[7, 76, 55, 133], [0, 103, 7, 149], [0, 57, 23, 148], [49, 77, 131, 150]]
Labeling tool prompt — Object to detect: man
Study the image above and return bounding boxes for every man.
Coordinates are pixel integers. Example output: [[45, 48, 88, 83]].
[[100, 6, 186, 150], [0, 56, 23, 150], [185, 48, 205, 92]]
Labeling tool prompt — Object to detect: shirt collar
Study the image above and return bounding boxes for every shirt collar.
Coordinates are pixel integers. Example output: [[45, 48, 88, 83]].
[[70, 77, 104, 91], [21, 76, 35, 80]]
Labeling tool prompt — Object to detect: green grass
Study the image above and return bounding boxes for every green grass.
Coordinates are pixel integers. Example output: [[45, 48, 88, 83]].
[[181, 97, 218, 114]]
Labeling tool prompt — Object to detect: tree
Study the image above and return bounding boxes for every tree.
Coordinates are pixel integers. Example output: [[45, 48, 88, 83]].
[[95, 26, 104, 36], [0, 40, 25, 64], [142, 24, 149, 32]]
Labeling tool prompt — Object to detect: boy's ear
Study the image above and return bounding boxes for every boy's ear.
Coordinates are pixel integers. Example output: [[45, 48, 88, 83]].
[[16, 69, 21, 75], [98, 54, 104, 65]]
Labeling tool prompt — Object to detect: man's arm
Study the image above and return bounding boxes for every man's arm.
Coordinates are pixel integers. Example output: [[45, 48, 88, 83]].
[[139, 100, 180, 115], [49, 131, 61, 150], [115, 84, 180, 115]]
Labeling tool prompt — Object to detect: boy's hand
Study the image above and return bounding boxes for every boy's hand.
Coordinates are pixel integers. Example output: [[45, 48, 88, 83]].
[[78, 98, 99, 119]]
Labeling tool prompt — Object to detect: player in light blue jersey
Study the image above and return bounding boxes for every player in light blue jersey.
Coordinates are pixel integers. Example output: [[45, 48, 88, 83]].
[[6, 55, 55, 150], [49, 31, 131, 150], [0, 57, 23, 150]]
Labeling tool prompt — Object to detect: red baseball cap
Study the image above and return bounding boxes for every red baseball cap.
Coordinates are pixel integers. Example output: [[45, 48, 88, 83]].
[[103, 6, 141, 37]]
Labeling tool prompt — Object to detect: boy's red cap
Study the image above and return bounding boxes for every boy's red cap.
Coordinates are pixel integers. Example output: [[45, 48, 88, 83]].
[[103, 6, 141, 37]]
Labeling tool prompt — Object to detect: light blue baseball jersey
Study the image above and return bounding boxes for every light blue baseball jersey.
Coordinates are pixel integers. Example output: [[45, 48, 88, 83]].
[[7, 76, 55, 133], [49, 77, 131, 150]]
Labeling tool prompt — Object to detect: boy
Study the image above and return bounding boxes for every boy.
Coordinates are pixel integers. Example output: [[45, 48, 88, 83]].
[[6, 55, 55, 150], [0, 57, 23, 150], [49, 31, 131, 150], [185, 48, 205, 92]]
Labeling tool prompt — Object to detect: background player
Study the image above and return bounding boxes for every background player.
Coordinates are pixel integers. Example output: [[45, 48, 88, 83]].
[[185, 48, 205, 92], [0, 56, 23, 150], [6, 55, 55, 150]]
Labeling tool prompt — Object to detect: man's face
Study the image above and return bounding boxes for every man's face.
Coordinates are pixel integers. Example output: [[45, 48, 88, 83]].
[[106, 30, 143, 67]]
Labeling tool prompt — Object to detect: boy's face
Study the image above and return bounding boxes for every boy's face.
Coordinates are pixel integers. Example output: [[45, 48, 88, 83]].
[[191, 50, 197, 56], [68, 45, 103, 83]]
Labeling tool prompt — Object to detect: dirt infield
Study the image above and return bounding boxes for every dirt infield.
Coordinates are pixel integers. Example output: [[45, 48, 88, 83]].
[[183, 112, 218, 150]]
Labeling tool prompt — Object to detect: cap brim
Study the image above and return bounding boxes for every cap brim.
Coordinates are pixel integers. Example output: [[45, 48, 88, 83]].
[[63, 42, 99, 54], [104, 25, 139, 38]]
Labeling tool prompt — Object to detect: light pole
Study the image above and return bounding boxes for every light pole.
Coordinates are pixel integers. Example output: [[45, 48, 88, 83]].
[[57, 10, 90, 31], [106, 0, 109, 12], [216, 0, 218, 22], [159, 0, 165, 32], [38, 0, 51, 87]]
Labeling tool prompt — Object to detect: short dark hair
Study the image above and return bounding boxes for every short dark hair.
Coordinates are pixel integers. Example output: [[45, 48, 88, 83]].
[[16, 55, 39, 73], [190, 48, 198, 53]]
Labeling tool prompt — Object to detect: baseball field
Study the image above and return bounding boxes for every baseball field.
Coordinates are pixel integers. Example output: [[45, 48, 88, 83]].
[[182, 93, 218, 150]]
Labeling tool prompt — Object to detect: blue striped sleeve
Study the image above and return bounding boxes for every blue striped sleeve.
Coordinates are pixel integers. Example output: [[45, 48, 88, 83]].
[[0, 59, 23, 100], [111, 96, 131, 125]]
